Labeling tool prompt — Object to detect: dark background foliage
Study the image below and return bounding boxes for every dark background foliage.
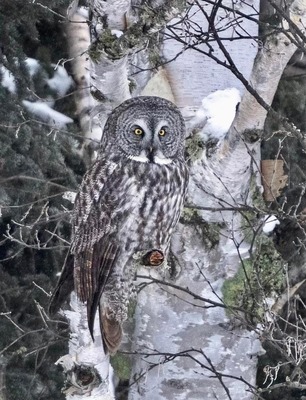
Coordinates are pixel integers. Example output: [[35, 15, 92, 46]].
[[0, 1, 86, 398]]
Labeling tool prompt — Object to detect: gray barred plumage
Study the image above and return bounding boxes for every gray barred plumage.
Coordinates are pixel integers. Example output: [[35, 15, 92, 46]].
[[49, 96, 189, 354]]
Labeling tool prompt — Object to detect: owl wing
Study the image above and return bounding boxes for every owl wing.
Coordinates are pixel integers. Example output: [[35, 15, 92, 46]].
[[49, 157, 122, 340]]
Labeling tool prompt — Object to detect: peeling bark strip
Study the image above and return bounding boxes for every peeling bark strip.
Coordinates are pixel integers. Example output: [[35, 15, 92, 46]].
[[261, 160, 288, 201]]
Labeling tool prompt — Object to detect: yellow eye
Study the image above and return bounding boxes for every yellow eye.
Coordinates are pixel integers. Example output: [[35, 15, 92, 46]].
[[159, 129, 166, 136], [134, 128, 143, 135]]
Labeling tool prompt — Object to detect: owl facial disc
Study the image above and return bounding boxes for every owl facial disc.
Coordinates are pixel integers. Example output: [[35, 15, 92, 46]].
[[127, 118, 173, 164]]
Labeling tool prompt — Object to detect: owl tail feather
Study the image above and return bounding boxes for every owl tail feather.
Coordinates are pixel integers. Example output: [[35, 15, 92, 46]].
[[86, 242, 120, 341], [99, 306, 122, 355]]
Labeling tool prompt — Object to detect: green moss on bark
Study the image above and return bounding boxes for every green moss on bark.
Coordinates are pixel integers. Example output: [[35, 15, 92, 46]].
[[222, 236, 285, 317], [110, 353, 132, 381]]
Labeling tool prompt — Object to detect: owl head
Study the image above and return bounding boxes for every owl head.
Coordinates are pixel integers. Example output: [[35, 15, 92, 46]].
[[101, 96, 186, 164]]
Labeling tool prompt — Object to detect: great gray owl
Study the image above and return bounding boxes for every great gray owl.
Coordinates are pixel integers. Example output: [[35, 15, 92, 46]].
[[49, 96, 189, 354]]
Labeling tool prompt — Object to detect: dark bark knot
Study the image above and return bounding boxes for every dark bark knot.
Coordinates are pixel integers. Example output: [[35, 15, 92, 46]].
[[143, 249, 164, 267]]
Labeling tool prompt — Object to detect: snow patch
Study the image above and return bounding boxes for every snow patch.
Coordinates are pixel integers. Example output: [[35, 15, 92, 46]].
[[47, 64, 74, 97], [111, 29, 123, 37], [0, 66, 16, 93], [262, 215, 280, 234], [24, 58, 41, 77], [189, 88, 241, 140], [22, 100, 73, 128]]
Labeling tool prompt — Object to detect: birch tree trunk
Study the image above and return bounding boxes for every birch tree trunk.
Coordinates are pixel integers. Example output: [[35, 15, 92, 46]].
[[59, 0, 306, 399]]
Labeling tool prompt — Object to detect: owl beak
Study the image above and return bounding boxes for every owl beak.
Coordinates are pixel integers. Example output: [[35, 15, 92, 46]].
[[147, 146, 155, 163]]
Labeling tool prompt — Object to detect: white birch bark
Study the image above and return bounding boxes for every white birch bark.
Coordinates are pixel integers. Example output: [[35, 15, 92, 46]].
[[128, 1, 306, 400], [66, 7, 101, 144], [56, 293, 115, 399]]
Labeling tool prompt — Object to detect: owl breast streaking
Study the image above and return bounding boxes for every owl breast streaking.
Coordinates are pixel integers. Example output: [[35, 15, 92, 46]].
[[49, 96, 189, 354]]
